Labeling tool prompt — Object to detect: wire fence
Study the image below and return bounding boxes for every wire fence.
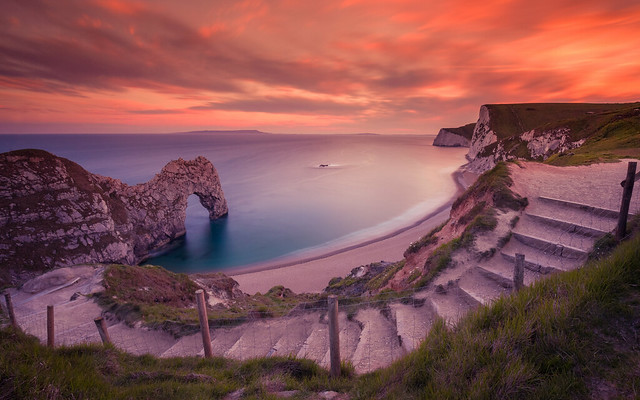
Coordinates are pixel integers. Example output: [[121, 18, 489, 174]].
[[2, 161, 639, 374], [7, 293, 433, 374]]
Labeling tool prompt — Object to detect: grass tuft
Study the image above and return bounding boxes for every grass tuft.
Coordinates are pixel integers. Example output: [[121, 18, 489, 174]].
[[453, 162, 528, 212], [404, 221, 446, 255]]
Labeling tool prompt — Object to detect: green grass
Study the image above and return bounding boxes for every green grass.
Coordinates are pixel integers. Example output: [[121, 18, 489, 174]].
[[0, 330, 355, 399], [95, 264, 202, 334], [457, 201, 487, 226], [413, 236, 466, 289], [453, 162, 528, 212], [353, 233, 640, 399], [95, 264, 322, 336], [545, 115, 640, 166], [477, 102, 640, 166], [404, 221, 447, 255], [325, 261, 407, 297], [413, 210, 497, 289], [484, 103, 640, 140], [365, 261, 406, 291]]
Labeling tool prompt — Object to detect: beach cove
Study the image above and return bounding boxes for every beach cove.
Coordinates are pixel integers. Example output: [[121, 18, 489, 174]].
[[0, 133, 468, 280], [230, 169, 478, 294]]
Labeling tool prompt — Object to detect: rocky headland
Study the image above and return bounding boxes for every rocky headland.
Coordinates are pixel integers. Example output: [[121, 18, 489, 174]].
[[0, 149, 228, 286], [463, 102, 640, 173], [432, 123, 475, 147]]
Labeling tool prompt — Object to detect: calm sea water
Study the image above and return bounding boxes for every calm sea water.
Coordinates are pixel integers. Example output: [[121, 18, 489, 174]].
[[0, 133, 467, 273]]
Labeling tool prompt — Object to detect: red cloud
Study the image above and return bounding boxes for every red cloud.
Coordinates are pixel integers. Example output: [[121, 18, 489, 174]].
[[0, 0, 638, 134]]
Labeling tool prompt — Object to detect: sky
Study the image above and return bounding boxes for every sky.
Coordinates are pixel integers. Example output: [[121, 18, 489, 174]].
[[1, 0, 639, 134]]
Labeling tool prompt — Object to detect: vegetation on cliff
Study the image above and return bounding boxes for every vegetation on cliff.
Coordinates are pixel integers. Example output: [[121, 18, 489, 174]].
[[2, 227, 639, 399], [354, 230, 640, 399], [95, 265, 322, 337], [396, 162, 526, 289], [0, 328, 354, 399], [0, 149, 228, 288], [475, 102, 640, 165], [443, 122, 476, 140]]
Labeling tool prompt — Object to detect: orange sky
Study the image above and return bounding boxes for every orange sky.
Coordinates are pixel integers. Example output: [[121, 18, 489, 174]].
[[1, 0, 639, 134]]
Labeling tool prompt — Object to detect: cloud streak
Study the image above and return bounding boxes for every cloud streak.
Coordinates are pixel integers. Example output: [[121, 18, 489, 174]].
[[0, 0, 639, 133]]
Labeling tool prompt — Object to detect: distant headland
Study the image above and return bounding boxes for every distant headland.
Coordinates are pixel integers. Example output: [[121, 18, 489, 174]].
[[180, 129, 270, 135]]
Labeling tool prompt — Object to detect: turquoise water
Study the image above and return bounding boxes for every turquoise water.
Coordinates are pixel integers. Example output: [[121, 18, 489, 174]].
[[0, 133, 467, 273]]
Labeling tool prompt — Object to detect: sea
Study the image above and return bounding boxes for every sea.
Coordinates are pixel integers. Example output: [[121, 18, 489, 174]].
[[0, 133, 467, 274]]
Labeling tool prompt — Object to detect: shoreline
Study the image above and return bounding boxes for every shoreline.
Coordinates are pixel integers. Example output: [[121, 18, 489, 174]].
[[228, 166, 476, 294]]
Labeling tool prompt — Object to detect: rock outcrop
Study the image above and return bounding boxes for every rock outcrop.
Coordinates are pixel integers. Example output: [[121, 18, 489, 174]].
[[466, 105, 498, 172], [191, 272, 245, 306], [0, 149, 228, 286], [463, 103, 640, 174], [432, 123, 475, 147]]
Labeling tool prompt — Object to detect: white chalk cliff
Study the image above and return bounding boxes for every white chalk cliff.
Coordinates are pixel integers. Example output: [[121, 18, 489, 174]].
[[432, 128, 471, 147], [464, 105, 589, 174]]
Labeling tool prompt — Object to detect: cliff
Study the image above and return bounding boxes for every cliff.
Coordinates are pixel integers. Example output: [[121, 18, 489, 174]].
[[432, 123, 475, 147], [464, 102, 640, 173], [0, 149, 228, 286]]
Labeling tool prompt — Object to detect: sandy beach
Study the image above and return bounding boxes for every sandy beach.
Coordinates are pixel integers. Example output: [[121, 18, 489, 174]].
[[231, 169, 476, 294]]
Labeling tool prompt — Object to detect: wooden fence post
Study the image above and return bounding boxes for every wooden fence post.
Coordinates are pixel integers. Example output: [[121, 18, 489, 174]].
[[94, 317, 111, 344], [617, 161, 637, 241], [47, 305, 54, 348], [196, 289, 213, 358], [513, 253, 525, 292], [328, 295, 341, 377], [4, 293, 18, 329]]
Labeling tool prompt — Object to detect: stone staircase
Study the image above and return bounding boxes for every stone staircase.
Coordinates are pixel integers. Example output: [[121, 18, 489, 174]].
[[500, 196, 618, 275], [156, 303, 427, 374], [6, 166, 637, 374], [184, 190, 632, 371]]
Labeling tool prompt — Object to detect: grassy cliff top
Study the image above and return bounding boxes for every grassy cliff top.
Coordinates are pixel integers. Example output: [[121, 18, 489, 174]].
[[443, 122, 476, 140], [484, 102, 640, 140], [479, 102, 640, 165]]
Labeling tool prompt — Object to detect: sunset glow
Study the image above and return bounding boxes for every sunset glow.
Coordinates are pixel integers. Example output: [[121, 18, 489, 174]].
[[1, 0, 639, 134]]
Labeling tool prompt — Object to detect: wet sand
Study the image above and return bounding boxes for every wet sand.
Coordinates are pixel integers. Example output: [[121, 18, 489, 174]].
[[230, 169, 476, 294]]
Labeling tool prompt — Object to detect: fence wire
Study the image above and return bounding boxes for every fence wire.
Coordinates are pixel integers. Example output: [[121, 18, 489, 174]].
[[2, 162, 639, 374]]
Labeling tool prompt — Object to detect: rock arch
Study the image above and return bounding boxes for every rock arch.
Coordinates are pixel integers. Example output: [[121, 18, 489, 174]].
[[0, 150, 228, 286]]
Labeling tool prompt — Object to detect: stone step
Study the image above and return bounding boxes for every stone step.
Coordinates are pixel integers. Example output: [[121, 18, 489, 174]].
[[457, 267, 512, 305], [15, 298, 104, 345], [271, 313, 325, 359], [511, 232, 588, 259], [500, 239, 584, 274], [224, 318, 290, 360], [538, 196, 621, 218], [210, 325, 246, 357], [428, 283, 481, 326], [350, 308, 403, 374], [107, 322, 176, 356], [528, 199, 618, 234], [515, 214, 597, 252], [390, 300, 436, 353], [525, 212, 609, 238], [478, 255, 542, 288], [56, 320, 102, 347], [296, 320, 328, 363], [160, 333, 202, 358], [319, 314, 362, 369]]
